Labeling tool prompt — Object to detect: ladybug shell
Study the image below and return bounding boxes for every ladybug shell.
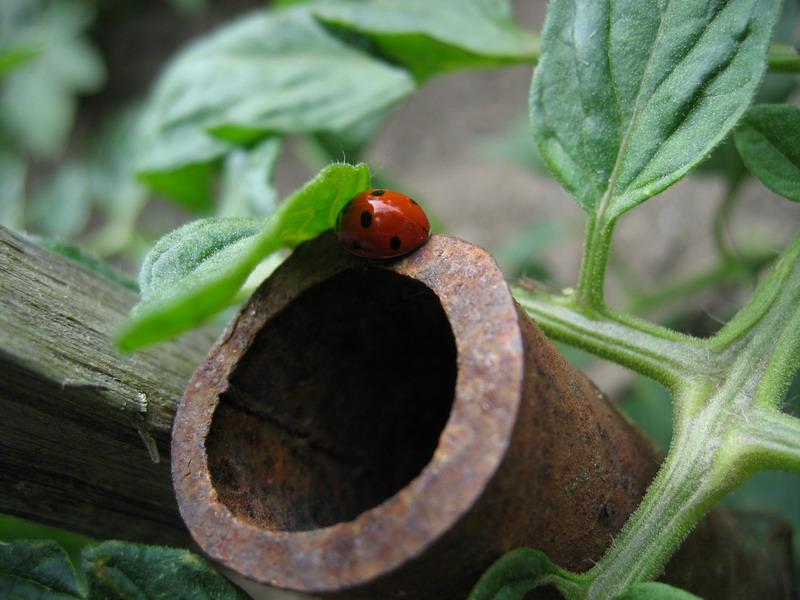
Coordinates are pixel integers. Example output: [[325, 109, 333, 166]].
[[336, 189, 430, 259]]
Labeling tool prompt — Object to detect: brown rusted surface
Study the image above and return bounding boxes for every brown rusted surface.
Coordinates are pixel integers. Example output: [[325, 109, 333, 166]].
[[172, 233, 793, 599]]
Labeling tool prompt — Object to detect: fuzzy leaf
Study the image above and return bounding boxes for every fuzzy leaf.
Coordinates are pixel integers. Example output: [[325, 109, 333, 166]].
[[615, 582, 702, 599], [82, 541, 247, 600], [0, 540, 83, 598], [734, 104, 800, 202], [468, 548, 578, 600], [137, 7, 412, 205], [118, 162, 370, 350], [313, 0, 539, 80], [137, 216, 263, 301], [531, 0, 782, 219]]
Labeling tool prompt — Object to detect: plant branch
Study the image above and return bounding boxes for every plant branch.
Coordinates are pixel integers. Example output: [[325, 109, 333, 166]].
[[711, 231, 800, 406], [712, 178, 744, 263], [581, 423, 724, 599], [576, 215, 615, 308], [625, 251, 775, 315], [513, 286, 707, 389], [767, 43, 800, 73], [733, 408, 800, 474]]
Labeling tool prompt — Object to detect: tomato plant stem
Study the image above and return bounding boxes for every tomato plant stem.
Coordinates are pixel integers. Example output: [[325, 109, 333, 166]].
[[513, 287, 705, 389], [514, 220, 800, 597], [576, 215, 614, 308]]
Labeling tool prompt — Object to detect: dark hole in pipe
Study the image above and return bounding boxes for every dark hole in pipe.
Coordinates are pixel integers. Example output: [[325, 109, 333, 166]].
[[207, 268, 457, 532]]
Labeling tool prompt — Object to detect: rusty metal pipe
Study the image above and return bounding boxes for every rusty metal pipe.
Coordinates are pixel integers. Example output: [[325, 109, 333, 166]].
[[172, 233, 792, 599]]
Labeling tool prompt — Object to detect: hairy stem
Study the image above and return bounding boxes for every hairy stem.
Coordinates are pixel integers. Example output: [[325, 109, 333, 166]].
[[625, 251, 774, 315], [734, 408, 800, 474], [513, 287, 708, 389], [576, 216, 615, 308], [711, 232, 800, 353], [567, 229, 800, 596]]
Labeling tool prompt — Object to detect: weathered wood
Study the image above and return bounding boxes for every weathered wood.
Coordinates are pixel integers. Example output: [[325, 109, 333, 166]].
[[0, 225, 213, 544]]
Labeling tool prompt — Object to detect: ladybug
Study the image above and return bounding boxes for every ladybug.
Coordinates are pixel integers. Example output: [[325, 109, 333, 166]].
[[336, 188, 430, 259]]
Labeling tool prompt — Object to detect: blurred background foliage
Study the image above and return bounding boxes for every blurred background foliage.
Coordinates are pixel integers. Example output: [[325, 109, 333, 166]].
[[0, 0, 798, 586]]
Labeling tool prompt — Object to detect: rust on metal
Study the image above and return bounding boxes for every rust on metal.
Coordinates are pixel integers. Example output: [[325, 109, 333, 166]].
[[172, 233, 792, 600]]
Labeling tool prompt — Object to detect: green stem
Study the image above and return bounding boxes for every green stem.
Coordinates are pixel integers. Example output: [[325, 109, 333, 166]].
[[579, 231, 800, 596], [626, 252, 774, 315], [767, 43, 800, 73], [582, 355, 764, 598], [513, 287, 708, 389], [733, 408, 800, 474], [581, 419, 724, 598], [711, 232, 800, 354], [576, 216, 615, 308], [712, 178, 743, 264]]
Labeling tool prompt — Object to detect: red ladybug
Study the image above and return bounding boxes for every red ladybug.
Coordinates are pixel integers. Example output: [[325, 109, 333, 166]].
[[336, 188, 430, 258]]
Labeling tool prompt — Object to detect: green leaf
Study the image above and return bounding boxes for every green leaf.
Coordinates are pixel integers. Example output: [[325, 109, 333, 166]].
[[614, 582, 702, 599], [468, 548, 580, 600], [0, 515, 93, 569], [0, 149, 26, 230], [0, 540, 83, 598], [137, 217, 264, 301], [314, 0, 539, 81], [136, 119, 229, 213], [138, 6, 412, 205], [31, 237, 139, 292], [0, 0, 104, 158], [118, 162, 370, 350], [531, 0, 782, 220], [219, 138, 281, 217], [29, 164, 91, 239], [696, 0, 797, 185], [734, 104, 800, 202], [0, 45, 40, 78], [82, 541, 247, 600]]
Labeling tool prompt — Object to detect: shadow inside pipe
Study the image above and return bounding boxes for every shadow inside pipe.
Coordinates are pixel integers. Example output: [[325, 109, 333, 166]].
[[207, 268, 457, 532]]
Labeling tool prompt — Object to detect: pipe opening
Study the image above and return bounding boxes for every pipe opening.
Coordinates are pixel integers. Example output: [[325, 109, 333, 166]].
[[207, 268, 457, 532]]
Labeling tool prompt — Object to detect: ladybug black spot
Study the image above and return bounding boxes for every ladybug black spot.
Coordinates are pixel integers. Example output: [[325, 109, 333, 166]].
[[371, 189, 385, 196], [360, 211, 372, 229], [352, 240, 361, 250], [390, 237, 401, 251]]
